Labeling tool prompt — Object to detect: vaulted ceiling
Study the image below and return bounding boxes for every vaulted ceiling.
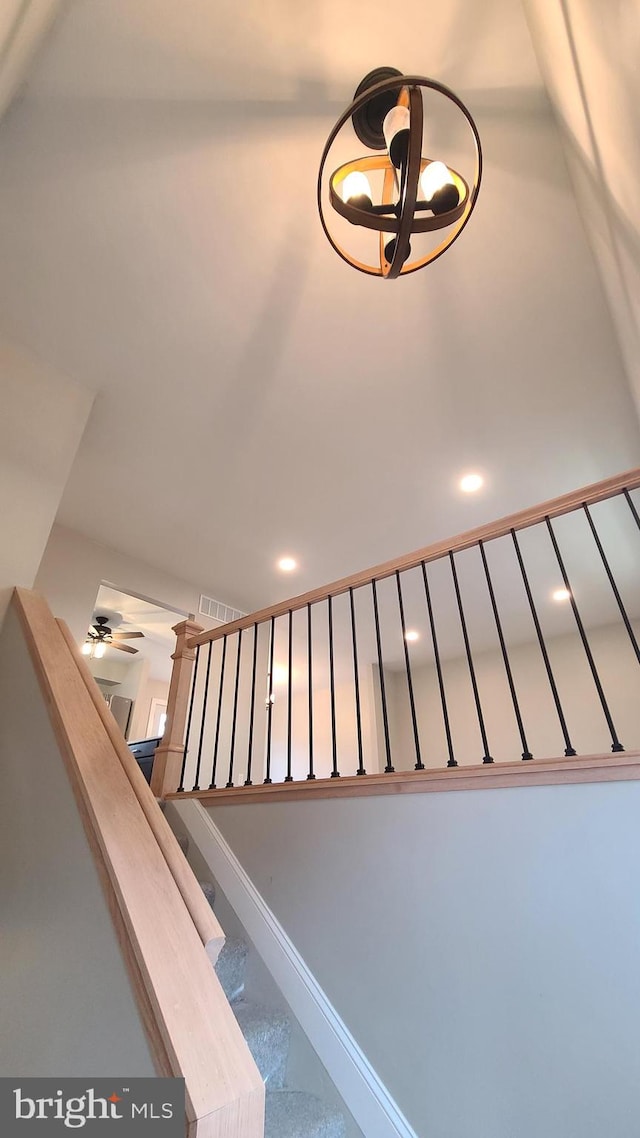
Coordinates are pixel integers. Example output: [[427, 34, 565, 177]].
[[0, 0, 638, 612]]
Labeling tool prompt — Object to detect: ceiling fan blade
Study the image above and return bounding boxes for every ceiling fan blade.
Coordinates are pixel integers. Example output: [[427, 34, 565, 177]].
[[111, 631, 145, 639], [110, 641, 138, 654]]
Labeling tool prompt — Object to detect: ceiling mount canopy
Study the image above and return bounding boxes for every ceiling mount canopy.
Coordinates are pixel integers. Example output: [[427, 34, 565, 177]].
[[317, 68, 482, 279]]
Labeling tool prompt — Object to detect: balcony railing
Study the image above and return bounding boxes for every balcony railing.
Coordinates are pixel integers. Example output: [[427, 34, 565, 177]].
[[152, 468, 640, 801]]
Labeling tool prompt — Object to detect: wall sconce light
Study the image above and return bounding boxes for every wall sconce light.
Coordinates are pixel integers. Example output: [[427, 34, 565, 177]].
[[318, 67, 482, 278]]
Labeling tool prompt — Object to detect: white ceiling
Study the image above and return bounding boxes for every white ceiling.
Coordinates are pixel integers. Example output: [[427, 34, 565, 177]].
[[0, 0, 638, 614]]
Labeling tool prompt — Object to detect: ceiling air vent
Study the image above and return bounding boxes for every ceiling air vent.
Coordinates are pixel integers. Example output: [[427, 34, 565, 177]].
[[198, 594, 245, 626]]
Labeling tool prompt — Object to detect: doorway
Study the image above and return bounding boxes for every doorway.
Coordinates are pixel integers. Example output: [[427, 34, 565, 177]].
[[84, 584, 185, 741]]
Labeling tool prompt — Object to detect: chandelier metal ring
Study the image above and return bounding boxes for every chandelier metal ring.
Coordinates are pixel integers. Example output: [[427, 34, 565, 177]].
[[317, 72, 483, 279]]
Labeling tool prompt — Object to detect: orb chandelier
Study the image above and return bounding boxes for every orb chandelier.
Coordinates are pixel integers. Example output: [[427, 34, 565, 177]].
[[317, 67, 482, 279]]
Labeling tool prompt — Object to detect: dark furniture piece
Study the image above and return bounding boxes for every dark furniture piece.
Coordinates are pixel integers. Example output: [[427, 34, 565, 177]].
[[127, 736, 162, 784]]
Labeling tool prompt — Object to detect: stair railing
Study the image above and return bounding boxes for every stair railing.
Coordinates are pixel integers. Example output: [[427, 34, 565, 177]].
[[14, 587, 265, 1137], [59, 617, 223, 962], [155, 468, 640, 800]]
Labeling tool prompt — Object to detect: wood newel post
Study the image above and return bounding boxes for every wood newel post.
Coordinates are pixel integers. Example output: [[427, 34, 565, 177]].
[[150, 619, 203, 798]]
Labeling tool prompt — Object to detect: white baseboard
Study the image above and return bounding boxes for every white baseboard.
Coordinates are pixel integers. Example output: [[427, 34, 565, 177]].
[[173, 799, 419, 1138]]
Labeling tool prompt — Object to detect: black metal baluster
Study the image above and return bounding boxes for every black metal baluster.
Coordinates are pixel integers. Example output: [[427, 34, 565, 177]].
[[449, 551, 493, 763], [479, 541, 533, 760], [624, 488, 640, 531], [372, 579, 394, 773], [264, 616, 275, 785], [328, 596, 339, 777], [285, 611, 294, 782], [421, 561, 456, 767], [178, 644, 201, 791], [583, 503, 640, 666], [226, 630, 243, 787], [511, 528, 576, 756], [349, 587, 366, 775], [546, 516, 624, 752], [245, 623, 259, 786], [209, 636, 228, 789], [307, 604, 315, 779], [395, 571, 424, 770], [192, 642, 213, 790]]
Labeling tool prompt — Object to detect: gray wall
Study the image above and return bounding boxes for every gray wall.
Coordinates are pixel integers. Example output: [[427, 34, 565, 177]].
[[35, 523, 222, 645], [0, 336, 92, 625], [0, 604, 155, 1076], [208, 783, 640, 1138], [385, 619, 640, 769]]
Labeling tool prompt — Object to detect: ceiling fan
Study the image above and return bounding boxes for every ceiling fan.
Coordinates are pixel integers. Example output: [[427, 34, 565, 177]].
[[82, 614, 145, 658]]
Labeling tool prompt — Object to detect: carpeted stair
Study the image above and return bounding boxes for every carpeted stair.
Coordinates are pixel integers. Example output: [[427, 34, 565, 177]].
[[265, 1090, 347, 1138], [214, 935, 249, 1004], [199, 876, 347, 1138]]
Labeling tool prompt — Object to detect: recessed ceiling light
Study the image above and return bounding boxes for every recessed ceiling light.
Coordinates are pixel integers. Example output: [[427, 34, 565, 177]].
[[460, 473, 484, 493], [272, 665, 288, 685], [277, 556, 298, 572], [405, 629, 420, 642], [552, 588, 571, 603]]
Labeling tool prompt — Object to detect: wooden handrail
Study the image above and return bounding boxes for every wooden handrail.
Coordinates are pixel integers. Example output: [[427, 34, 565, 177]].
[[14, 588, 264, 1138], [167, 751, 640, 804], [188, 466, 640, 647], [57, 617, 225, 966]]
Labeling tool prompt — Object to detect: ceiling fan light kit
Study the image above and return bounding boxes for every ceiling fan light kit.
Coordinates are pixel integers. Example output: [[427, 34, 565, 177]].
[[82, 614, 145, 658], [318, 67, 482, 278]]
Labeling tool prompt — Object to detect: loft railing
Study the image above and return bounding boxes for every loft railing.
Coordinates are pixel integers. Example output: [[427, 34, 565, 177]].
[[153, 469, 640, 801]]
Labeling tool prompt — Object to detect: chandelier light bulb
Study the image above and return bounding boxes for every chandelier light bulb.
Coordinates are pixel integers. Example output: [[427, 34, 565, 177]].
[[383, 233, 411, 264], [421, 161, 459, 214], [383, 104, 410, 168], [420, 160, 452, 197], [94, 642, 106, 658], [342, 171, 373, 208], [81, 642, 92, 656]]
